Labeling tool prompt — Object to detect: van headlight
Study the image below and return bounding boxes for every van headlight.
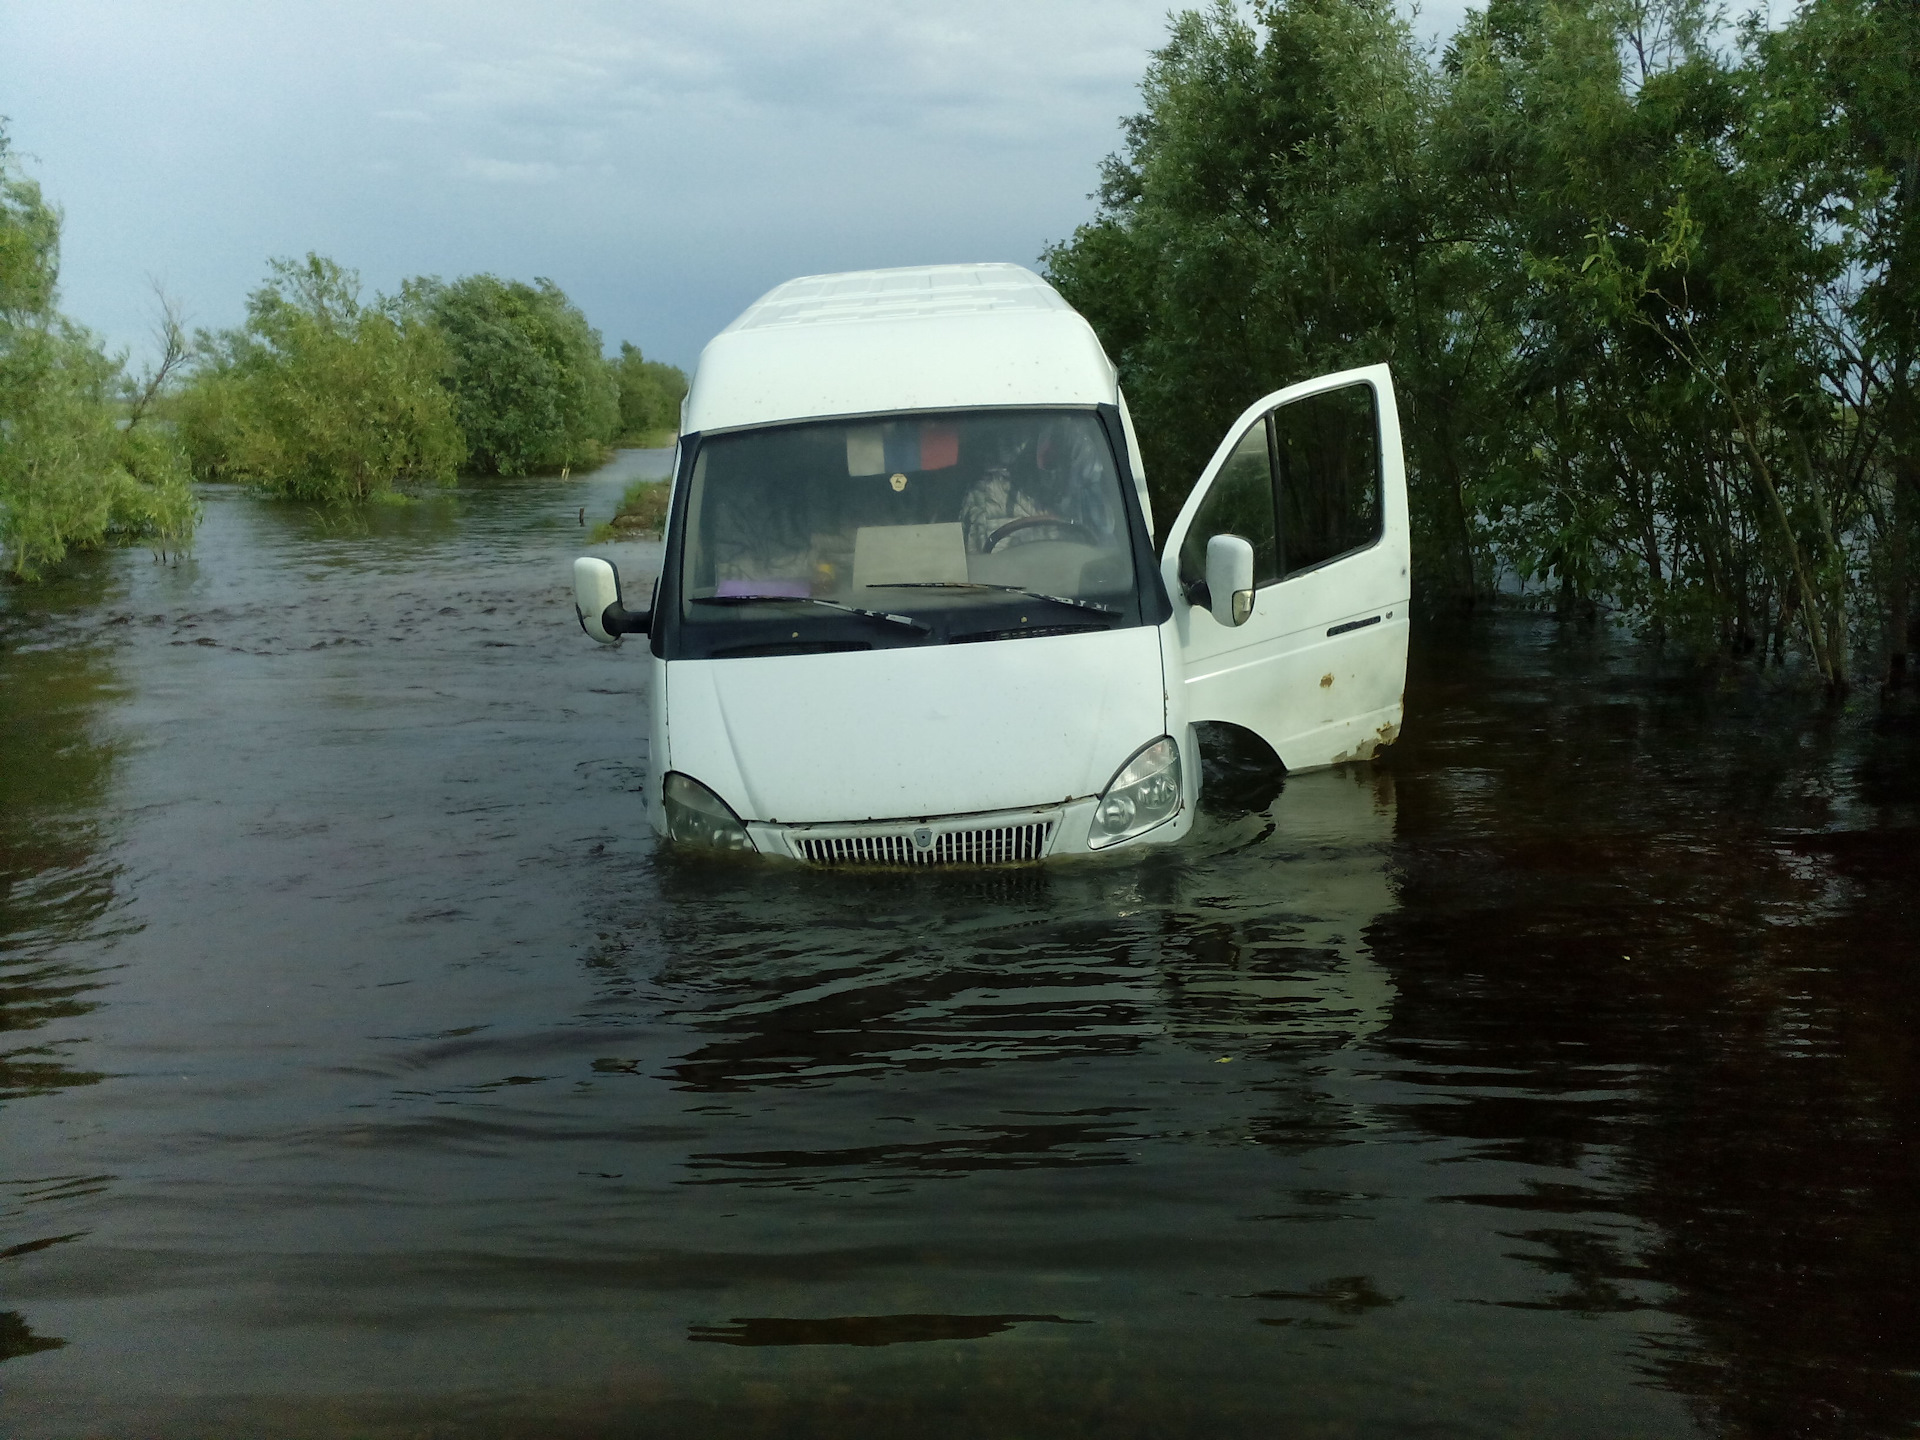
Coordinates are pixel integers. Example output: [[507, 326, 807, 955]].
[[1087, 736, 1182, 849], [662, 773, 756, 852]]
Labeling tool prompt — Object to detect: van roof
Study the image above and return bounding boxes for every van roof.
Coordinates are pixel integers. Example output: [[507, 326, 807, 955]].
[[683, 263, 1118, 434]]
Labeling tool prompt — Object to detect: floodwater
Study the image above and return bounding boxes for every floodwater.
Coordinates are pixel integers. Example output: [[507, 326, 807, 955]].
[[2, 452, 1916, 1439]]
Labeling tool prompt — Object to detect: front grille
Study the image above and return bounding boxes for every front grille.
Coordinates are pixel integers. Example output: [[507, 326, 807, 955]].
[[793, 820, 1056, 867]]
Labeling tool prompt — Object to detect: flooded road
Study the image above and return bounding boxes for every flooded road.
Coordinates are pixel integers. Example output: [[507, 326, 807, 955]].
[[3, 453, 1916, 1439]]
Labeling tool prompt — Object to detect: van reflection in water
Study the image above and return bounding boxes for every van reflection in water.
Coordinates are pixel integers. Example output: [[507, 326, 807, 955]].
[[637, 746, 1399, 1100]]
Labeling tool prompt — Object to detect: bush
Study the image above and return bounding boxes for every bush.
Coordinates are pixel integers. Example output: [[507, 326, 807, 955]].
[[415, 273, 618, 476], [611, 342, 687, 446], [180, 255, 465, 501], [172, 364, 249, 484]]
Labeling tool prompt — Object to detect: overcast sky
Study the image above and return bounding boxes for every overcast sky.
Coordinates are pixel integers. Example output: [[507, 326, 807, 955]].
[[2, 1, 1473, 371]]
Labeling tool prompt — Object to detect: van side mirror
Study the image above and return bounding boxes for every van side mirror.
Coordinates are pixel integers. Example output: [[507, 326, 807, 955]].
[[1204, 535, 1256, 627], [573, 556, 651, 644]]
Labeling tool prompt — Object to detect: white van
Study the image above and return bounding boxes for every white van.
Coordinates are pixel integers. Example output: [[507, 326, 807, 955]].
[[573, 263, 1408, 863]]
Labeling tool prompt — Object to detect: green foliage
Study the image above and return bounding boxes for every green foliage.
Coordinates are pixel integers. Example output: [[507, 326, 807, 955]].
[[172, 360, 249, 485], [0, 145, 58, 319], [0, 129, 197, 581], [1046, 0, 1920, 686], [414, 273, 618, 476], [1046, 0, 1463, 569], [179, 255, 465, 501], [611, 341, 687, 445], [177, 259, 677, 496]]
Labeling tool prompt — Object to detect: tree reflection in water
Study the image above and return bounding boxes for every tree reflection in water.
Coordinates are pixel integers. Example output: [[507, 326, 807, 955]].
[[1367, 616, 1920, 1437], [0, 596, 126, 1101], [0, 577, 131, 1373]]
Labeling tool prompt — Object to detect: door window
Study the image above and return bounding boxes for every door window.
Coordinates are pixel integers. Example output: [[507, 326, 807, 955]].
[[1274, 383, 1382, 574], [1177, 422, 1279, 592], [1176, 380, 1384, 596]]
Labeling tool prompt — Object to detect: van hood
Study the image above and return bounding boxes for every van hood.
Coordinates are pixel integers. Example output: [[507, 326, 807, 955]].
[[664, 627, 1167, 825]]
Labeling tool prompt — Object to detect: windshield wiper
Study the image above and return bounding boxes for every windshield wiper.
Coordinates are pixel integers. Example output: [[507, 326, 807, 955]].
[[690, 594, 931, 633], [876, 582, 1119, 616], [950, 622, 1115, 645]]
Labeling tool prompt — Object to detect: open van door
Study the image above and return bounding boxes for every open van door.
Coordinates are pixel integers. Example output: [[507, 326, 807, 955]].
[[1160, 363, 1410, 771]]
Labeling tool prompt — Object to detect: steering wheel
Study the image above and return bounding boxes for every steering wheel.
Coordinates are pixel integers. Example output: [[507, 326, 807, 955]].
[[983, 513, 1097, 552]]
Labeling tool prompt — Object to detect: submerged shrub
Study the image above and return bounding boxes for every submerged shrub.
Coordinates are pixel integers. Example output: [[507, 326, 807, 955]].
[[180, 254, 465, 502], [612, 341, 687, 444], [414, 273, 619, 476], [1, 133, 196, 580]]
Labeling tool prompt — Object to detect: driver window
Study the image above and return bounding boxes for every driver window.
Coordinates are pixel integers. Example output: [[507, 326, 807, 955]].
[[1178, 420, 1280, 591]]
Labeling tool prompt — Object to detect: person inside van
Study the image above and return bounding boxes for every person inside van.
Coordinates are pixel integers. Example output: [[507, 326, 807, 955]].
[[960, 415, 1120, 555]]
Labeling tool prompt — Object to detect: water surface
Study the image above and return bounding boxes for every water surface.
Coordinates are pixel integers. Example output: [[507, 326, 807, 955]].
[[2, 454, 1915, 1438]]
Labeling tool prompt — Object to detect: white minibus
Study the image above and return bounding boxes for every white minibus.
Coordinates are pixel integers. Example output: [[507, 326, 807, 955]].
[[573, 263, 1408, 863]]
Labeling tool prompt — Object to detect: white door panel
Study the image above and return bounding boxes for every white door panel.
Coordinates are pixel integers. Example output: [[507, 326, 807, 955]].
[[1162, 364, 1410, 771]]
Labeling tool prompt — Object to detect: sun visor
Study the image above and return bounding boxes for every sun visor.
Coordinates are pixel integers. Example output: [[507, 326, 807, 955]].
[[846, 428, 886, 476]]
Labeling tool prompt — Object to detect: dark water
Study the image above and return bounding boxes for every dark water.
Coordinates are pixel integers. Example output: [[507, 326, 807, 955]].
[[2, 454, 1916, 1439]]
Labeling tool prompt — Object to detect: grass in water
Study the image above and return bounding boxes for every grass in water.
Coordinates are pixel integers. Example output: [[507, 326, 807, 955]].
[[591, 479, 670, 542]]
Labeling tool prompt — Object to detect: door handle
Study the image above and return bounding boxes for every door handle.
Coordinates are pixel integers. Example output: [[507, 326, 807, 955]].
[[1326, 614, 1381, 637]]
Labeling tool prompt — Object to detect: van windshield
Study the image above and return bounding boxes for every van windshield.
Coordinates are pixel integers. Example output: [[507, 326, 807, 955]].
[[674, 409, 1142, 657]]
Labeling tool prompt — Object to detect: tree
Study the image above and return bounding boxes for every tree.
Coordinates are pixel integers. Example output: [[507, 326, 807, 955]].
[[1, 127, 197, 580], [414, 274, 618, 475], [1046, 0, 1917, 683], [1750, 0, 1920, 680], [178, 255, 464, 501], [611, 341, 686, 443], [1044, 0, 1478, 588]]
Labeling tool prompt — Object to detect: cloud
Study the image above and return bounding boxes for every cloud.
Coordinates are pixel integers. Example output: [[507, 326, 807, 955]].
[[377, 1, 1168, 168], [5, 0, 1477, 369]]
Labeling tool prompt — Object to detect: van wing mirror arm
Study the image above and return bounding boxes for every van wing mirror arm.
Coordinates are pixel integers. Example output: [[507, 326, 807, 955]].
[[600, 600, 651, 637]]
